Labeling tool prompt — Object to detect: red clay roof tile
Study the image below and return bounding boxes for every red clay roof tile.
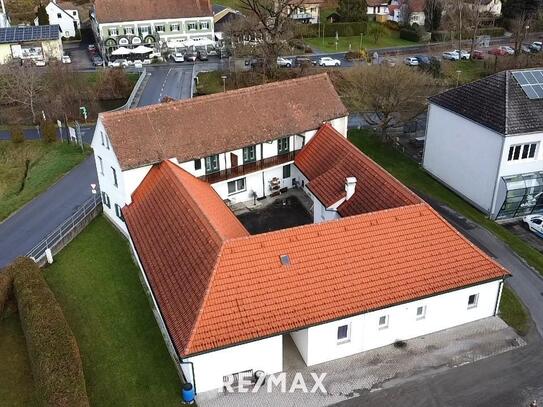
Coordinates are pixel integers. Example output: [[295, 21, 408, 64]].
[[94, 0, 212, 23]]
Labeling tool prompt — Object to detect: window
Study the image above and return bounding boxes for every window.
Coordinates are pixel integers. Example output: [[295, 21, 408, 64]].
[[508, 143, 537, 161], [124, 27, 134, 35], [108, 28, 118, 36], [378, 315, 389, 329], [205, 155, 220, 174], [112, 167, 118, 187], [468, 294, 479, 309], [227, 178, 246, 195], [337, 324, 350, 343], [416, 305, 426, 320], [278, 137, 289, 155], [155, 24, 165, 32], [73, 11, 77, 16], [283, 164, 291, 179], [243, 146, 256, 163], [101, 192, 111, 208], [171, 23, 180, 31], [139, 26, 150, 35], [100, 131, 105, 146], [104, 133, 110, 150], [98, 156, 104, 175], [194, 159, 201, 170], [115, 204, 125, 222], [199, 21, 209, 30], [187, 22, 197, 31], [57, 13, 62, 18]]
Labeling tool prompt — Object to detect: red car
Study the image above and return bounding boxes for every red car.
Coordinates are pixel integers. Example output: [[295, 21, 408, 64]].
[[488, 47, 507, 56], [472, 50, 484, 59]]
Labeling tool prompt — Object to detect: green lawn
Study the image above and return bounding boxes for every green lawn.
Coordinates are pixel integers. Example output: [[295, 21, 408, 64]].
[[305, 31, 414, 53], [0, 306, 36, 406], [44, 216, 181, 406], [442, 59, 489, 85], [348, 130, 543, 277], [196, 70, 227, 96], [499, 285, 530, 336], [0, 141, 90, 222]]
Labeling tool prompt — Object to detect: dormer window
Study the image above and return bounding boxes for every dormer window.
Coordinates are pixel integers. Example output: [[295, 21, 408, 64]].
[[243, 146, 256, 163], [278, 137, 289, 155], [205, 155, 219, 174]]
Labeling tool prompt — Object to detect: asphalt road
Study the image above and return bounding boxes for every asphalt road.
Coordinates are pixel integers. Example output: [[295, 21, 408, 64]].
[[0, 156, 97, 268], [0, 125, 95, 144]]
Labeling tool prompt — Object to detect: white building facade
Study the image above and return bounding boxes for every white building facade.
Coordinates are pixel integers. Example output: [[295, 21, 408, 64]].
[[35, 1, 81, 38]]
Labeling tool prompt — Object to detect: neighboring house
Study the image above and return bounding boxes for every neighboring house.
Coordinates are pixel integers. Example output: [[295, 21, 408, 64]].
[[288, 0, 324, 24], [0, 25, 62, 64], [34, 1, 81, 39], [472, 0, 502, 17], [367, 0, 389, 21], [212, 4, 243, 42], [389, 0, 425, 26], [92, 73, 509, 396], [423, 68, 543, 221], [0, 0, 9, 28], [90, 0, 214, 58]]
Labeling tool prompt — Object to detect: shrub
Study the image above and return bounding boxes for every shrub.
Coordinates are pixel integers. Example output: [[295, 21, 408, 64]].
[[384, 20, 400, 31], [0, 267, 14, 316], [10, 257, 89, 407], [9, 124, 25, 144], [400, 27, 422, 42], [40, 121, 57, 143]]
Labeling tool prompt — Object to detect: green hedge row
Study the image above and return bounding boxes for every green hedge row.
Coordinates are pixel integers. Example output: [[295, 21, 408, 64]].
[[10, 257, 89, 407], [299, 22, 368, 38], [0, 268, 14, 315], [400, 28, 423, 42]]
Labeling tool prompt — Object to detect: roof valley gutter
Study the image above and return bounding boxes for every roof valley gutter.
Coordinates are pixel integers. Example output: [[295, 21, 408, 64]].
[[185, 276, 506, 358]]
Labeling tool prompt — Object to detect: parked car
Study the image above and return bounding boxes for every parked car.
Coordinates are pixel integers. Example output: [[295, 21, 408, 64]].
[[442, 51, 460, 61], [197, 50, 208, 61], [500, 45, 515, 55], [530, 41, 542, 52], [92, 55, 104, 66], [521, 45, 532, 54], [246, 57, 264, 69], [488, 47, 507, 56], [87, 44, 96, 52], [318, 56, 341, 67], [415, 55, 430, 64], [523, 214, 543, 238], [408, 136, 425, 148], [185, 52, 197, 62], [108, 58, 128, 68], [61, 54, 71, 64], [134, 60, 143, 68], [34, 58, 46, 67], [294, 56, 316, 67], [471, 49, 484, 60], [453, 49, 470, 60], [404, 57, 419, 66], [277, 56, 293, 67], [170, 53, 184, 63]]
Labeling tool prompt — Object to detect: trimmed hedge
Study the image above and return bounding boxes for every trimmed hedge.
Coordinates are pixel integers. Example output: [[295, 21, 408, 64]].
[[0, 267, 14, 316], [10, 257, 89, 407], [400, 28, 422, 42], [299, 22, 368, 38]]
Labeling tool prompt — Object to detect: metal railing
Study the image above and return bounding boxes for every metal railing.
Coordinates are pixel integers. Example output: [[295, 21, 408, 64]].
[[26, 194, 103, 265]]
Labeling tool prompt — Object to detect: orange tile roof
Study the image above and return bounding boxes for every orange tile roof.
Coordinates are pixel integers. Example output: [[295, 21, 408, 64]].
[[295, 124, 422, 216], [94, 0, 212, 23], [101, 74, 348, 170], [124, 155, 508, 357], [123, 161, 248, 356]]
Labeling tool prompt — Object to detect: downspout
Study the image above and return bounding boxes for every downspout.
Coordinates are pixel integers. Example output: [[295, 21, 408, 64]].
[[493, 280, 504, 316], [180, 360, 197, 394]]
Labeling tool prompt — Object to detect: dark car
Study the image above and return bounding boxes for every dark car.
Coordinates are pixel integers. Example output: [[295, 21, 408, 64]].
[[197, 50, 208, 61], [294, 56, 316, 67], [415, 55, 431, 65], [245, 57, 265, 69], [92, 55, 104, 66], [185, 51, 197, 62]]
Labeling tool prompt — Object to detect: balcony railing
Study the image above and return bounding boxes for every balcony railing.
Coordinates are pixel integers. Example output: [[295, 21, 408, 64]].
[[201, 150, 298, 184]]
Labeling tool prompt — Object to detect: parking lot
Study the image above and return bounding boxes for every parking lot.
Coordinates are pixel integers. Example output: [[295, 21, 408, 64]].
[[503, 220, 543, 253]]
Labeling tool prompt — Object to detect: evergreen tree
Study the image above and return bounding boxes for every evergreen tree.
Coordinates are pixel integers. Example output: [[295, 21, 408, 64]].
[[336, 0, 367, 22], [502, 0, 538, 20], [36, 5, 49, 26]]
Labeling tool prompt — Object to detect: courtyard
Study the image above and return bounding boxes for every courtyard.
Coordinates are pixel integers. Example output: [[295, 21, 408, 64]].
[[234, 188, 314, 234]]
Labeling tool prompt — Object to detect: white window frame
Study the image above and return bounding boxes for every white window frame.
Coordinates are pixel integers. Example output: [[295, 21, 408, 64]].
[[98, 156, 104, 175], [227, 178, 246, 195], [112, 167, 118, 187], [155, 24, 165, 33], [416, 305, 426, 320], [378, 314, 389, 329], [507, 143, 538, 161], [199, 21, 209, 30], [139, 26, 150, 35], [187, 22, 197, 31], [468, 294, 479, 309], [337, 323, 350, 344], [108, 27, 118, 36], [115, 203, 125, 222], [170, 23, 180, 31], [124, 27, 134, 35]]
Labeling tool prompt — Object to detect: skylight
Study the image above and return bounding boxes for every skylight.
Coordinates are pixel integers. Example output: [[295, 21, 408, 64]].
[[280, 254, 290, 266], [512, 70, 543, 99]]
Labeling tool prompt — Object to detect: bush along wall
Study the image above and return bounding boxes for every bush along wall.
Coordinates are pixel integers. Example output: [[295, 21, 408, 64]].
[[10, 257, 90, 407]]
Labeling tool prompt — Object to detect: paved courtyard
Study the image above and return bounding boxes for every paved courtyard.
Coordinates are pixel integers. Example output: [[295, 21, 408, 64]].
[[197, 317, 525, 407]]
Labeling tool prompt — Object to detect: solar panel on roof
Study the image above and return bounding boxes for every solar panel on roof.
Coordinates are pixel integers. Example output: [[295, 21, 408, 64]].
[[513, 70, 543, 100], [0, 25, 60, 44]]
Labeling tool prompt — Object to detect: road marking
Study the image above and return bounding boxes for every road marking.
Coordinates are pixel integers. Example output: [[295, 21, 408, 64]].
[[158, 68, 173, 102]]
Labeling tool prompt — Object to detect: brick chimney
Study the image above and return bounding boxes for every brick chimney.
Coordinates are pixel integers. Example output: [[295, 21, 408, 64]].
[[345, 177, 357, 201]]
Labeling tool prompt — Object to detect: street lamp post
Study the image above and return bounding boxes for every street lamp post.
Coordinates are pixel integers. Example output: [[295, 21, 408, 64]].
[[456, 70, 462, 87], [221, 75, 227, 92]]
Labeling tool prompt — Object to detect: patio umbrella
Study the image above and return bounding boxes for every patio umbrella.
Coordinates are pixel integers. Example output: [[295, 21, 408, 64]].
[[131, 45, 153, 54], [111, 47, 132, 55]]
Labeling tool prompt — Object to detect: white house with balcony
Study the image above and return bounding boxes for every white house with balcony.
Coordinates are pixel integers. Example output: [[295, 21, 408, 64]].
[[92, 74, 510, 397], [34, 1, 81, 39], [423, 68, 543, 221], [90, 0, 214, 58], [287, 0, 324, 24]]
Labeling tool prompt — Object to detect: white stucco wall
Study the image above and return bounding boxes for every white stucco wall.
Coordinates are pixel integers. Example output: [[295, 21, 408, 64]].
[[43, 2, 80, 38], [292, 279, 502, 366], [423, 104, 504, 214], [185, 335, 283, 394]]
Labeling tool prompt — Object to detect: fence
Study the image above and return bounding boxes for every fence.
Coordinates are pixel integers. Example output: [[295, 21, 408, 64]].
[[26, 194, 103, 266]]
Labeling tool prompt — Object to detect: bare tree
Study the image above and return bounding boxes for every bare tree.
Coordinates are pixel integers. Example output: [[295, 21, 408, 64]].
[[467, 0, 485, 58], [424, 0, 443, 31], [337, 65, 438, 141], [0, 61, 46, 123], [238, 0, 305, 74], [510, 10, 533, 55]]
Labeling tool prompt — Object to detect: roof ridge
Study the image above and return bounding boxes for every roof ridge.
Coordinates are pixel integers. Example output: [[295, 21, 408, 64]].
[[504, 70, 510, 135], [101, 73, 331, 120]]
